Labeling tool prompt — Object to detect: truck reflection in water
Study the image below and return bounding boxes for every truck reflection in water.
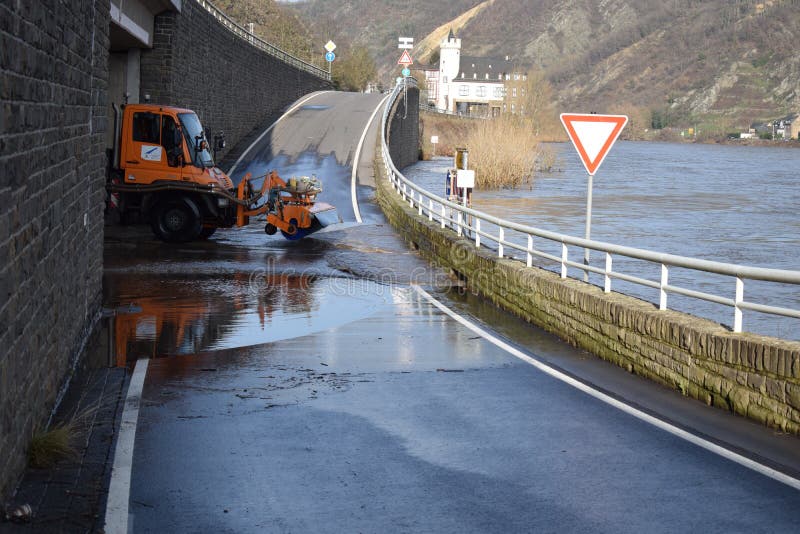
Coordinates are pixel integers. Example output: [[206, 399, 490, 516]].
[[105, 272, 391, 367], [107, 273, 315, 367]]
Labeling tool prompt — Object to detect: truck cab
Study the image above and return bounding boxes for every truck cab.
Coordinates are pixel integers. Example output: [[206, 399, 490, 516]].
[[109, 104, 235, 242]]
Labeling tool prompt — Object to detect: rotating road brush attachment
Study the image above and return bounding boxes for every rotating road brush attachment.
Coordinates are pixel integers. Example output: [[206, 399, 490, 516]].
[[236, 171, 341, 240]]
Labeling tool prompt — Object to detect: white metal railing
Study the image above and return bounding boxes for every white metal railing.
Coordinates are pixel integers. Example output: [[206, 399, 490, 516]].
[[196, 0, 330, 81], [381, 82, 800, 334]]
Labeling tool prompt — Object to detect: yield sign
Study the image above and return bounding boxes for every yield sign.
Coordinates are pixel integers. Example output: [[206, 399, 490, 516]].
[[398, 50, 413, 66], [560, 113, 627, 175]]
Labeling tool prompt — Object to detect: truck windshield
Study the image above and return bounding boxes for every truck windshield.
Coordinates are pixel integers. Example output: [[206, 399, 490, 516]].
[[178, 113, 214, 168]]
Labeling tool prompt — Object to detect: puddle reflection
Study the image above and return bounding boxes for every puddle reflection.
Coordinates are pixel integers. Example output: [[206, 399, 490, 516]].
[[105, 272, 391, 367]]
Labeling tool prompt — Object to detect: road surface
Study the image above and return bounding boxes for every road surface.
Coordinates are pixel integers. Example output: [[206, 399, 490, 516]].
[[102, 91, 800, 533]]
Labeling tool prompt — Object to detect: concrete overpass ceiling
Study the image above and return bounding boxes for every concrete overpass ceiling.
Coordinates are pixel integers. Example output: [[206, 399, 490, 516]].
[[109, 0, 181, 50]]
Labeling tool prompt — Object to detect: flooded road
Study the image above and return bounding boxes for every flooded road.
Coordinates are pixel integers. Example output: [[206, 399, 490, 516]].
[[104, 95, 800, 532], [404, 142, 800, 339]]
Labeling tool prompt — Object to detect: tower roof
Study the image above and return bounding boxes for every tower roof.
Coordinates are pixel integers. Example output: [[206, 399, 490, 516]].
[[448, 28, 455, 41]]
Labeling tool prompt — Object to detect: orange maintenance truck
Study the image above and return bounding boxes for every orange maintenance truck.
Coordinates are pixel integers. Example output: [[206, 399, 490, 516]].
[[106, 104, 338, 242]]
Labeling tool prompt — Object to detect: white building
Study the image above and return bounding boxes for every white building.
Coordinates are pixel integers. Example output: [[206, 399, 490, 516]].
[[420, 30, 519, 117]]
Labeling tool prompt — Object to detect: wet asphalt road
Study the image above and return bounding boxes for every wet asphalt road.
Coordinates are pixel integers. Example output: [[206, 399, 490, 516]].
[[103, 92, 800, 533]]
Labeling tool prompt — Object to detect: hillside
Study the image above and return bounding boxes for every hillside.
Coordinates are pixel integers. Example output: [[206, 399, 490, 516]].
[[293, 0, 800, 134]]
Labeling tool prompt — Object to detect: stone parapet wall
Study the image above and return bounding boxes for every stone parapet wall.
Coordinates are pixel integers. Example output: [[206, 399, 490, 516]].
[[385, 84, 420, 170], [376, 132, 800, 433]]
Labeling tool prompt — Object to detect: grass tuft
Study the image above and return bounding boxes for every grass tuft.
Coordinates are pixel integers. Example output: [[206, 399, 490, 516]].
[[28, 424, 79, 468]]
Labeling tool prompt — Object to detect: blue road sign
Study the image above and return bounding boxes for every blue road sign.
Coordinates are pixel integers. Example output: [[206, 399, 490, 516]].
[[325, 51, 335, 62], [401, 67, 410, 77]]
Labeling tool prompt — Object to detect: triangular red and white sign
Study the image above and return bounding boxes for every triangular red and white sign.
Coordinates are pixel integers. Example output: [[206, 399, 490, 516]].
[[398, 50, 413, 65], [560, 113, 627, 175]]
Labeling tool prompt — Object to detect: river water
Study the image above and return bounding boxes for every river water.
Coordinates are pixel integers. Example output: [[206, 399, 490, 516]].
[[403, 141, 800, 340]]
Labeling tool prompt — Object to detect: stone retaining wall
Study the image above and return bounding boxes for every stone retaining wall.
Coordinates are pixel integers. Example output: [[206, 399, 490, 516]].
[[376, 126, 800, 434], [140, 0, 331, 163], [0, 0, 109, 495]]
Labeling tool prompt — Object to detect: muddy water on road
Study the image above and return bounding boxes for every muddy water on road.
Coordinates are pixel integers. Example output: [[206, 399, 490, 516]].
[[104, 272, 396, 367], [103, 210, 448, 367]]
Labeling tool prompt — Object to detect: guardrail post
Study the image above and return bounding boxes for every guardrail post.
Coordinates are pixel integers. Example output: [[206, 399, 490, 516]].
[[402, 183, 407, 201], [498, 227, 504, 258], [526, 235, 533, 267], [561, 244, 568, 279], [734, 277, 744, 333], [409, 190, 414, 208], [475, 220, 481, 247], [660, 264, 668, 310], [418, 196, 423, 216], [457, 210, 463, 237], [440, 204, 446, 229], [604, 253, 612, 293], [428, 199, 433, 221]]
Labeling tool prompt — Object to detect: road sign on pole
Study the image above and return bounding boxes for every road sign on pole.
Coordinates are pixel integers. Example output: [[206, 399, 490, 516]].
[[560, 114, 627, 176], [324, 40, 336, 53], [560, 113, 628, 281], [398, 37, 414, 49], [398, 50, 413, 66], [401, 67, 410, 77], [325, 51, 335, 62]]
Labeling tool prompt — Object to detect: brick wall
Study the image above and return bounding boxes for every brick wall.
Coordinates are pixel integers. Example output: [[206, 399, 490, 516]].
[[386, 84, 420, 170], [376, 131, 800, 434], [0, 0, 109, 495], [140, 0, 331, 163]]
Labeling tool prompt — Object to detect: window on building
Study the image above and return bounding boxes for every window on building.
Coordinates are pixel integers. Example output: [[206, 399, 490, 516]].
[[522, 74, 527, 81], [513, 73, 520, 80], [493, 87, 503, 98], [521, 88, 526, 96], [473, 73, 477, 79], [512, 88, 517, 98], [498, 74, 502, 80], [511, 104, 516, 113], [505, 74, 510, 80], [459, 85, 469, 96], [485, 73, 489, 80], [477, 86, 486, 97]]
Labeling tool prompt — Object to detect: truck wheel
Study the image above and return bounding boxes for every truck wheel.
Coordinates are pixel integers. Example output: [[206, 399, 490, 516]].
[[151, 196, 202, 242], [198, 227, 217, 239]]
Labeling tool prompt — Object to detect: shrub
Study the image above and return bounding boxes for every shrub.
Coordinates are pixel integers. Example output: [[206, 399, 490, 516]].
[[464, 117, 538, 189]]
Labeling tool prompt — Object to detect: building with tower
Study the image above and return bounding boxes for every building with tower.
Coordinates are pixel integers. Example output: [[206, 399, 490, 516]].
[[417, 30, 523, 117]]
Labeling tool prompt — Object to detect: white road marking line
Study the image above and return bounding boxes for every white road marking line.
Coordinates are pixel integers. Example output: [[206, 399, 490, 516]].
[[412, 285, 800, 492], [104, 358, 150, 534], [351, 93, 391, 224], [227, 91, 329, 176]]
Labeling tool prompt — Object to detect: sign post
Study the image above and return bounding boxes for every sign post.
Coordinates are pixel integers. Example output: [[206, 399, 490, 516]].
[[324, 40, 336, 75], [560, 113, 627, 282], [431, 135, 439, 156]]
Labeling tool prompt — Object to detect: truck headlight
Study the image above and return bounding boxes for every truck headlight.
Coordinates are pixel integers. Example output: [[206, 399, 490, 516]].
[[217, 198, 230, 208]]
